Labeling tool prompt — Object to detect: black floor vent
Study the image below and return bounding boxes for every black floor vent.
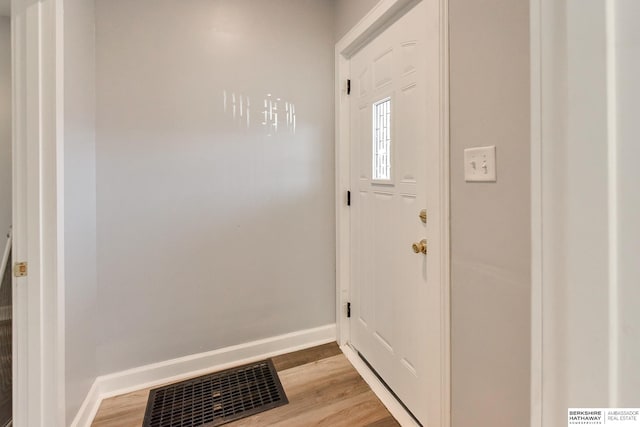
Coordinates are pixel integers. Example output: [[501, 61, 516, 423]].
[[143, 359, 288, 427]]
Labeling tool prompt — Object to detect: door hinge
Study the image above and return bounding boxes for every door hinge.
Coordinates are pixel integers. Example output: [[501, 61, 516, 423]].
[[347, 190, 351, 206], [347, 79, 351, 95], [347, 302, 351, 318], [13, 262, 27, 277]]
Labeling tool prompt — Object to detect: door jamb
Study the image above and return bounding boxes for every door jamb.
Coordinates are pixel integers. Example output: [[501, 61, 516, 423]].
[[529, 0, 543, 425], [334, 0, 450, 425], [11, 0, 66, 425]]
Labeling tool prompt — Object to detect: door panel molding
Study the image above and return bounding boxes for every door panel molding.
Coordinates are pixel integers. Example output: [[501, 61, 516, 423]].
[[334, 0, 450, 425]]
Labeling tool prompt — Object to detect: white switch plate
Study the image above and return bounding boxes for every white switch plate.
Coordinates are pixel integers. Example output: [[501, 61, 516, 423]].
[[464, 146, 497, 182]]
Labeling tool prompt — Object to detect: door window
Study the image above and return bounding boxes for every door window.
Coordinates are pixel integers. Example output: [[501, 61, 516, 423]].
[[372, 97, 391, 181]]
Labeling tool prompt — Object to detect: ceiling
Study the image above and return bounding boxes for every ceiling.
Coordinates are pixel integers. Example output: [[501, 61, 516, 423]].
[[0, 0, 9, 17]]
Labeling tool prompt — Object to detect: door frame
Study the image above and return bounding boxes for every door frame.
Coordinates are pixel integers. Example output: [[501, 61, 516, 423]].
[[11, 0, 66, 425], [529, 0, 542, 425], [334, 0, 450, 425]]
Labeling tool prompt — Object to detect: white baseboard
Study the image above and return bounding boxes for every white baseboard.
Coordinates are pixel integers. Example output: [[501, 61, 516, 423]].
[[341, 344, 420, 427], [70, 381, 101, 427], [71, 324, 336, 427]]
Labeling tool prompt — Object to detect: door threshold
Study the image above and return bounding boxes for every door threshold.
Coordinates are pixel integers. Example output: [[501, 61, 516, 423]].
[[340, 344, 421, 427]]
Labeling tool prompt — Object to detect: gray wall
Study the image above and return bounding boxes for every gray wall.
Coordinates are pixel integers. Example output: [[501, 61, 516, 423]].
[[450, 0, 530, 426], [0, 17, 10, 238], [64, 0, 98, 422], [334, 0, 379, 41], [95, 0, 336, 375]]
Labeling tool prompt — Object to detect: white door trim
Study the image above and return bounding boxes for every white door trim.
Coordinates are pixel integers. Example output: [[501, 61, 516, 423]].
[[11, 0, 65, 425], [334, 0, 450, 425], [529, 0, 543, 426]]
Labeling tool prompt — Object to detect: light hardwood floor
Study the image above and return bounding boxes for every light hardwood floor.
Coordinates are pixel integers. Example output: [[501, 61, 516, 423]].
[[91, 343, 400, 427]]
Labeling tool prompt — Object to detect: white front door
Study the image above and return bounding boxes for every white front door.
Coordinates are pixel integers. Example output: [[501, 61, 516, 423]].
[[349, 1, 443, 425]]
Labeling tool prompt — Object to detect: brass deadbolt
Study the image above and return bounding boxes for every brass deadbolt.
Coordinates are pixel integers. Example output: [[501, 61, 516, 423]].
[[412, 239, 427, 254], [419, 209, 427, 223]]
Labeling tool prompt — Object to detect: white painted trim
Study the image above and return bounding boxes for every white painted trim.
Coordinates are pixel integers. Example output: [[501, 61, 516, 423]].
[[0, 233, 10, 286], [529, 0, 543, 426], [335, 0, 451, 425], [70, 381, 101, 427], [71, 324, 337, 427], [336, 0, 421, 58], [438, 0, 451, 425], [605, 0, 618, 408], [11, 0, 65, 425], [334, 47, 350, 346], [341, 345, 419, 427]]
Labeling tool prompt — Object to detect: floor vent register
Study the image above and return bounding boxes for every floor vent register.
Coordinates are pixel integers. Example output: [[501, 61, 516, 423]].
[[143, 359, 288, 427]]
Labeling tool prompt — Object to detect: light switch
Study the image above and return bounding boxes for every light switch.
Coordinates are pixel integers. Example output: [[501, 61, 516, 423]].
[[464, 146, 497, 182]]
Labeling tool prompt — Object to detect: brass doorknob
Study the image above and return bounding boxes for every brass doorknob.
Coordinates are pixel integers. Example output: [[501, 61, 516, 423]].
[[412, 239, 427, 254]]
